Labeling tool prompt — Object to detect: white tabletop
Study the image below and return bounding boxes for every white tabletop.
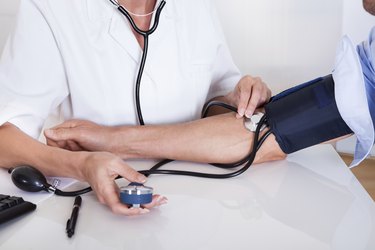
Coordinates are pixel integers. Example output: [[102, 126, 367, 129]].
[[1, 145, 374, 250]]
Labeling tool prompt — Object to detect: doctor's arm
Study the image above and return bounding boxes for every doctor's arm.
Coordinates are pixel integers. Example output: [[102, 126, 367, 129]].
[[0, 123, 165, 215], [0, 0, 166, 215]]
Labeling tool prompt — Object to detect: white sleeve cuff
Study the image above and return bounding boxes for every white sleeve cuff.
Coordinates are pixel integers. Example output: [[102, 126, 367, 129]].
[[0, 103, 45, 139]]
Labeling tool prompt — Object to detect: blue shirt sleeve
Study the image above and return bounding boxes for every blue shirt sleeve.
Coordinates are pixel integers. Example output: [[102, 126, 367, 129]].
[[357, 27, 375, 144]]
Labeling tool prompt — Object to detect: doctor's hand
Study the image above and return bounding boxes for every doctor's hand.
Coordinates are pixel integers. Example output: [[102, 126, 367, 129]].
[[224, 75, 271, 118], [45, 120, 113, 152], [78, 151, 167, 215]]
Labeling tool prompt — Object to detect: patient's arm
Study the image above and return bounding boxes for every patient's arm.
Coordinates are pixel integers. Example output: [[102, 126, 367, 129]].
[[44, 112, 286, 164]]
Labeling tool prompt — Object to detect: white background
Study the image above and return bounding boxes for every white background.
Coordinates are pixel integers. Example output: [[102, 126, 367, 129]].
[[0, 0, 374, 156]]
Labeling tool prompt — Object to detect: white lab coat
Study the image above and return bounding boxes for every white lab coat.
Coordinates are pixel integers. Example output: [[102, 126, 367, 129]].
[[0, 0, 241, 139]]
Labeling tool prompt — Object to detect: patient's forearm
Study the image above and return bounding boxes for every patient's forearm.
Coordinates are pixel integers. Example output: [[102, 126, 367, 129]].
[[113, 113, 286, 164]]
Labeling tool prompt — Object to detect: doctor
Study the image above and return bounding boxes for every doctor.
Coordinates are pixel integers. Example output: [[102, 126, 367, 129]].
[[45, 0, 375, 175], [0, 0, 271, 215]]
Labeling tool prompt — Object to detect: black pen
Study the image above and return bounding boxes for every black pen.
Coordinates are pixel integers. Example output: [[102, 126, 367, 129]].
[[66, 196, 82, 238]]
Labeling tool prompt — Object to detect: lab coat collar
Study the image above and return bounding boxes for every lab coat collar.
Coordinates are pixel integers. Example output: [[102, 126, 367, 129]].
[[332, 35, 375, 167], [86, 0, 178, 80], [86, 0, 114, 22]]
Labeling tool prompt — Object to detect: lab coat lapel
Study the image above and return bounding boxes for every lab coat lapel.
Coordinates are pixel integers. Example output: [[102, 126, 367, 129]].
[[86, 0, 178, 81], [86, 0, 113, 22], [108, 14, 142, 63], [144, 5, 178, 82], [86, 0, 141, 62], [108, 1, 178, 81]]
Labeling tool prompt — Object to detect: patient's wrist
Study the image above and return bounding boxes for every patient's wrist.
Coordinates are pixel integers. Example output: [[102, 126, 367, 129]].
[[109, 126, 140, 159]]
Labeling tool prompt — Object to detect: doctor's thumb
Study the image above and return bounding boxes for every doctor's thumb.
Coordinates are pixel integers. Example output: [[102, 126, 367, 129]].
[[44, 128, 74, 141]]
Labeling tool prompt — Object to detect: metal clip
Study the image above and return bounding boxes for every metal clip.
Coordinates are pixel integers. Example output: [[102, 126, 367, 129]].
[[47, 178, 61, 193]]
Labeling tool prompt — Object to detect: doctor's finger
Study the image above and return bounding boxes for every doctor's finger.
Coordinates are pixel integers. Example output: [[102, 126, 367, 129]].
[[245, 89, 261, 118], [113, 162, 147, 184], [142, 194, 168, 209], [66, 140, 85, 151], [50, 119, 83, 130], [255, 79, 271, 105], [45, 137, 60, 147], [236, 87, 251, 118], [44, 127, 81, 142], [46, 137, 69, 150], [98, 182, 149, 215]]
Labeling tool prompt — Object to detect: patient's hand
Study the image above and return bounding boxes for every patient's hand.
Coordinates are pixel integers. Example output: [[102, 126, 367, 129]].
[[44, 119, 113, 152]]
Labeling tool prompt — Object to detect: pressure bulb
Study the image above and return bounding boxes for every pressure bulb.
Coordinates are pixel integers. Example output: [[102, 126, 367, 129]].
[[9, 165, 55, 193]]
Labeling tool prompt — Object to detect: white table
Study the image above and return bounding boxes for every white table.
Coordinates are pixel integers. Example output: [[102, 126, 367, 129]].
[[1, 145, 374, 250]]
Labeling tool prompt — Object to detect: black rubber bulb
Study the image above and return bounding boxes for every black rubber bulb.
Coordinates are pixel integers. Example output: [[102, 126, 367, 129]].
[[10, 166, 51, 192]]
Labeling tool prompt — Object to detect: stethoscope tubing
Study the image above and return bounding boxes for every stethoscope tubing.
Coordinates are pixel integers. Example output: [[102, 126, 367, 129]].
[[113, 0, 166, 125], [54, 111, 271, 196], [117, 2, 166, 36], [51, 0, 270, 196]]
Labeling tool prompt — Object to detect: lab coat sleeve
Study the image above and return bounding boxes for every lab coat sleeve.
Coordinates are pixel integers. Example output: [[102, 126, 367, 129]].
[[205, 0, 242, 102], [0, 0, 69, 139]]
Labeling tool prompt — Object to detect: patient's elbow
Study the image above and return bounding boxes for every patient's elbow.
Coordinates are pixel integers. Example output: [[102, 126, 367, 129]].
[[214, 132, 286, 165], [253, 132, 286, 164]]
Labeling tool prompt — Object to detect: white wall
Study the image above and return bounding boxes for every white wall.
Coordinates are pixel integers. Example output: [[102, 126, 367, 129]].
[[342, 0, 375, 44], [0, 0, 374, 156], [214, 0, 343, 93]]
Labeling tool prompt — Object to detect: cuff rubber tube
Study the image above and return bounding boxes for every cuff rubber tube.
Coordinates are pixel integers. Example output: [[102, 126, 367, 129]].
[[265, 75, 353, 154]]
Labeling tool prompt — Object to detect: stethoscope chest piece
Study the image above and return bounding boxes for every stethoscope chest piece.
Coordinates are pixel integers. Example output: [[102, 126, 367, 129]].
[[120, 182, 153, 207]]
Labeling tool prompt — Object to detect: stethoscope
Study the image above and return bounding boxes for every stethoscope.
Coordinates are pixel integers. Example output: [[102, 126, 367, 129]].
[[8, 0, 271, 207], [9, 116, 270, 206], [109, 0, 166, 125]]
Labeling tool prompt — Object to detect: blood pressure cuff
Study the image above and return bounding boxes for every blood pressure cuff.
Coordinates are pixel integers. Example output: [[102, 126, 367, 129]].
[[264, 75, 353, 154]]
